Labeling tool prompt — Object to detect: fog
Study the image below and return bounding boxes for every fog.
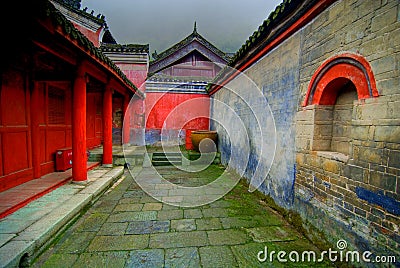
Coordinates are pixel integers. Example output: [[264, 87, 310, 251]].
[[81, 0, 281, 54]]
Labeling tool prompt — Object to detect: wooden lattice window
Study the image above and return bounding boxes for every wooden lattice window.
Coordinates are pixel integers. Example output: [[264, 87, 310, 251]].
[[48, 86, 65, 125]]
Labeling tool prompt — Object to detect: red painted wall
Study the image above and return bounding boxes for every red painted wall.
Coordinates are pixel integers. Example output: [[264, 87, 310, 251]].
[[38, 82, 72, 175], [0, 69, 33, 191], [145, 92, 210, 136], [116, 63, 148, 89], [129, 97, 145, 128], [86, 92, 103, 149], [71, 22, 101, 47], [0, 70, 111, 191], [0, 71, 77, 191]]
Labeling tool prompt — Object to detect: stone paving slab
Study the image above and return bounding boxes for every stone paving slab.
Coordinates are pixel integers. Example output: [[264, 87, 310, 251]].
[[73, 251, 129, 268], [86, 235, 149, 252], [31, 165, 336, 268], [149, 231, 208, 248], [107, 211, 157, 222], [199, 246, 238, 268], [171, 219, 196, 232], [125, 249, 164, 268], [165, 247, 201, 268], [126, 220, 170, 234], [0, 166, 124, 268], [39, 253, 78, 268]]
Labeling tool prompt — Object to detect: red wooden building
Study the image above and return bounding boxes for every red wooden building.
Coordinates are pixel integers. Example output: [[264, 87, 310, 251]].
[[50, 0, 107, 48], [146, 24, 230, 148], [0, 0, 143, 191], [101, 44, 149, 145]]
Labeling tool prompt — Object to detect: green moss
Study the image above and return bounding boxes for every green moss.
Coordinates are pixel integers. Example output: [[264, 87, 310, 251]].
[[219, 168, 337, 255]]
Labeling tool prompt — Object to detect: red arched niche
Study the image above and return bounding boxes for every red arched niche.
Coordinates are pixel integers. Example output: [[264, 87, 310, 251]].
[[303, 53, 378, 106]]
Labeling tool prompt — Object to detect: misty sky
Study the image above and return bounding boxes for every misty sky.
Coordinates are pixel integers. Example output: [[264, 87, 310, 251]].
[[81, 0, 282, 55]]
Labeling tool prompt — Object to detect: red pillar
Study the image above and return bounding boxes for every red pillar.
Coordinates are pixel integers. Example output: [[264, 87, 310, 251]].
[[31, 82, 41, 179], [122, 94, 131, 144], [72, 64, 87, 182], [102, 84, 113, 166]]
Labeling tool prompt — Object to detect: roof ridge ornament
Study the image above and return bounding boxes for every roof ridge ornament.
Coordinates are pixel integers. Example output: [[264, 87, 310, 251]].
[[193, 21, 197, 34]]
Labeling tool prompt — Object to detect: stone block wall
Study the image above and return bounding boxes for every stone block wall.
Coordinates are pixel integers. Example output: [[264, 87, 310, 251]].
[[295, 0, 399, 257], [211, 0, 399, 257], [211, 33, 301, 207]]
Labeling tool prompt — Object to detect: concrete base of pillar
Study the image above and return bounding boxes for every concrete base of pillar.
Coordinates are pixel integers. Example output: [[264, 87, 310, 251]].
[[71, 180, 89, 186]]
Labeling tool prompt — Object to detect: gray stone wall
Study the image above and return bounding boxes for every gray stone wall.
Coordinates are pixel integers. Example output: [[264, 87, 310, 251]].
[[295, 0, 399, 256], [211, 33, 301, 208], [211, 0, 399, 257]]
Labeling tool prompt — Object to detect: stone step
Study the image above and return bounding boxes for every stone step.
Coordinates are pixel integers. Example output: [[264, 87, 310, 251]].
[[152, 152, 182, 157], [152, 160, 182, 166], [151, 152, 182, 166], [88, 153, 103, 162], [152, 156, 182, 161]]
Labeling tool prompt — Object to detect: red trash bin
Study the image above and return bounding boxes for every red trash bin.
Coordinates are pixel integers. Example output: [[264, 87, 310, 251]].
[[55, 148, 73, 171]]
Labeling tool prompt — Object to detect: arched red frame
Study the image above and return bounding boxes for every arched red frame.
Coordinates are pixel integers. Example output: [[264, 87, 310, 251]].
[[303, 53, 379, 106]]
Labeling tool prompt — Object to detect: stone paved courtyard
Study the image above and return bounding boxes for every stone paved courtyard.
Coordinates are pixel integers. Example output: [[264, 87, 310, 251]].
[[32, 164, 335, 267]]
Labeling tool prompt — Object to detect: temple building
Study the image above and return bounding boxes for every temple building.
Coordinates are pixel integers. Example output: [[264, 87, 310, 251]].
[[0, 0, 398, 262], [53, 0, 150, 146], [0, 0, 144, 191], [100, 44, 149, 145], [145, 23, 230, 148]]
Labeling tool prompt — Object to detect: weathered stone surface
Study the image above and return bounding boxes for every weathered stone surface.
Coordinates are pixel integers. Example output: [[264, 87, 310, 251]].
[[165, 247, 200, 268], [207, 229, 250, 246], [97, 222, 128, 236], [231, 243, 270, 268], [149, 231, 208, 248], [57, 232, 97, 254], [75, 213, 109, 232], [73, 251, 128, 268], [108, 211, 157, 222], [199, 246, 238, 268], [157, 209, 183, 220], [245, 226, 300, 243], [125, 249, 164, 268], [183, 208, 203, 219], [31, 166, 338, 267], [142, 202, 163, 211], [40, 253, 78, 268], [171, 219, 196, 232], [202, 208, 229, 218], [196, 218, 222, 230], [113, 203, 143, 212], [87, 235, 149, 251], [126, 220, 170, 235]]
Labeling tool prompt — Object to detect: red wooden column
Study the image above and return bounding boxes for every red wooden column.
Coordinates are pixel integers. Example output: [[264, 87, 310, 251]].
[[31, 82, 41, 179], [122, 94, 131, 145], [72, 64, 88, 182], [102, 84, 113, 166]]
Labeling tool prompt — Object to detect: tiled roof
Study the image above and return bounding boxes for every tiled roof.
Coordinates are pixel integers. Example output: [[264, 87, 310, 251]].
[[150, 25, 231, 65], [39, 0, 142, 97], [51, 0, 106, 25], [227, 0, 297, 67], [147, 73, 213, 83], [101, 43, 150, 54], [58, 0, 81, 9]]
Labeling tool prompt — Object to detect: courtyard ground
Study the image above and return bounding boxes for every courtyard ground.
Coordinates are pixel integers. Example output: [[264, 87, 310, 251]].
[[31, 163, 337, 267]]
